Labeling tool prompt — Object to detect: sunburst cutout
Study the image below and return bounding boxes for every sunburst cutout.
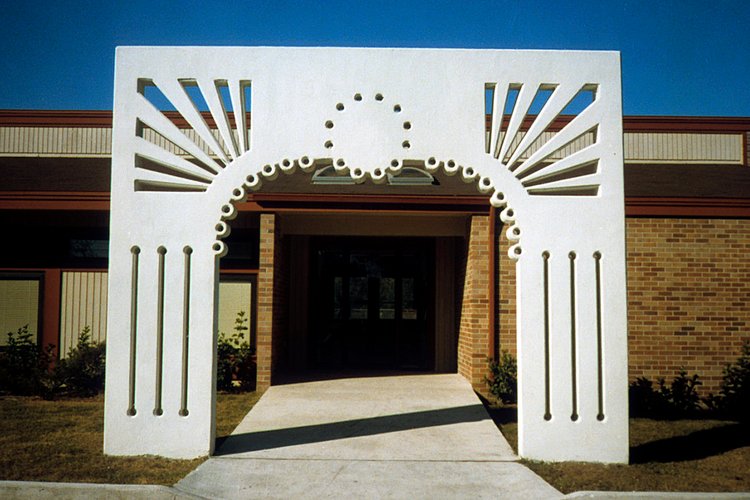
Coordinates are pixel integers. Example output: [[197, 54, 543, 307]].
[[486, 81, 601, 196], [133, 78, 251, 192]]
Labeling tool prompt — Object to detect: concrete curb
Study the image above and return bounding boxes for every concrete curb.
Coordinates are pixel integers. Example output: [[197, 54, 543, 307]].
[[563, 492, 750, 499], [2, 481, 749, 499], [0, 480, 204, 499]]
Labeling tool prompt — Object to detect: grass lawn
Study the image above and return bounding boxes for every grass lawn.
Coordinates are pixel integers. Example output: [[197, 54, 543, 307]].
[[487, 406, 750, 493], [0, 391, 260, 485]]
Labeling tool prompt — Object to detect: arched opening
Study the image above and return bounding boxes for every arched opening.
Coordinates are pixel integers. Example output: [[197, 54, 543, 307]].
[[210, 156, 522, 401]]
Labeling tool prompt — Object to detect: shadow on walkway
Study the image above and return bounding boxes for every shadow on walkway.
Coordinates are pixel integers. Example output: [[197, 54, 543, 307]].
[[630, 422, 750, 463], [484, 405, 518, 426], [216, 404, 487, 456]]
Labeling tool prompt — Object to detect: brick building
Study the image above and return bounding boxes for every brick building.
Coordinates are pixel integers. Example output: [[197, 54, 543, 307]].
[[1, 110, 748, 396]]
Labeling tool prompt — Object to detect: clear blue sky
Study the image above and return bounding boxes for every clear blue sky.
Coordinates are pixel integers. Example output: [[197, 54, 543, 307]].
[[1, 0, 748, 116]]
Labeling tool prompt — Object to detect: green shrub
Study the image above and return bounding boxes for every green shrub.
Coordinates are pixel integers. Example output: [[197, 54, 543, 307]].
[[233, 343, 256, 392], [629, 376, 666, 416], [486, 351, 517, 405], [216, 311, 256, 392], [629, 369, 702, 418], [0, 325, 57, 397], [667, 370, 703, 414], [714, 341, 750, 421], [57, 326, 106, 397], [216, 332, 237, 392]]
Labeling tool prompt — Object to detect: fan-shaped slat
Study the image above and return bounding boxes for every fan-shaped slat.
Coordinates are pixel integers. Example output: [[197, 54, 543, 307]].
[[229, 80, 249, 154], [134, 137, 216, 183], [490, 83, 509, 158], [513, 100, 601, 178], [198, 80, 239, 159], [135, 93, 223, 174], [497, 82, 539, 163], [133, 166, 211, 191], [154, 78, 230, 163], [506, 83, 582, 168], [525, 171, 600, 192], [521, 143, 601, 184]]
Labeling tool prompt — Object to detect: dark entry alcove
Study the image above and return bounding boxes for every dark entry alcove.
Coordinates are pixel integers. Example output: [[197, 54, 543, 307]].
[[308, 237, 435, 371]]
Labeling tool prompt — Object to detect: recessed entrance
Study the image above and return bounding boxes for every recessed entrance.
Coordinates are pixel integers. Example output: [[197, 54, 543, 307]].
[[309, 237, 434, 371]]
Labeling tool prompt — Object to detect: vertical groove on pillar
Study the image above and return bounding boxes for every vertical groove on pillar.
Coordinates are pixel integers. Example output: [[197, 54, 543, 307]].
[[569, 251, 578, 421], [594, 251, 605, 421], [127, 246, 140, 417], [154, 246, 167, 417], [179, 246, 192, 417], [542, 251, 552, 421]]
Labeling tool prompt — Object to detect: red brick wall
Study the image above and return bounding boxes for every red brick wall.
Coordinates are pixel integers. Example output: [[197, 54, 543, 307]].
[[457, 215, 491, 394], [494, 217, 750, 395], [627, 218, 750, 394], [497, 228, 517, 358], [256, 213, 288, 390]]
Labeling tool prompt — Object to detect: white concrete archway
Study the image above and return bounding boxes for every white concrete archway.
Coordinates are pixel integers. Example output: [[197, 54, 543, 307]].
[[104, 47, 628, 463]]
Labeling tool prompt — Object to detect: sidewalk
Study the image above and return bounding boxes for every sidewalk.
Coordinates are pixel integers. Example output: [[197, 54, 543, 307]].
[[175, 374, 559, 499]]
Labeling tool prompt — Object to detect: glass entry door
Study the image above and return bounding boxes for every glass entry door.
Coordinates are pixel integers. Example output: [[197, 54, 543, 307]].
[[310, 238, 432, 370]]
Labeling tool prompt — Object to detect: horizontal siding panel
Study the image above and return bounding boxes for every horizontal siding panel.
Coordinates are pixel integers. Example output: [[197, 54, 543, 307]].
[[481, 131, 743, 164], [0, 126, 743, 164], [0, 127, 112, 157], [624, 132, 742, 164], [58, 273, 250, 357], [60, 271, 108, 358]]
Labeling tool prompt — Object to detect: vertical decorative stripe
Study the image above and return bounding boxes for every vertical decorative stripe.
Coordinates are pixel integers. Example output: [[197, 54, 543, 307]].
[[179, 247, 192, 417], [569, 251, 578, 421], [154, 246, 167, 416], [127, 247, 140, 416], [542, 251, 552, 421], [594, 251, 605, 421]]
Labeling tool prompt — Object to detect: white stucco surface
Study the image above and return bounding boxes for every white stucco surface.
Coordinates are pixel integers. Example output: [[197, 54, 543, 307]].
[[105, 46, 628, 462]]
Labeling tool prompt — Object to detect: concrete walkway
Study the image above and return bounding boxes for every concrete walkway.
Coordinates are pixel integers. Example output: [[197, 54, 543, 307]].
[[175, 373, 561, 499]]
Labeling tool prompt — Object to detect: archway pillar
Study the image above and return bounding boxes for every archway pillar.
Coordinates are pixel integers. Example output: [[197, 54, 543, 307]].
[[104, 231, 219, 458], [514, 204, 629, 463]]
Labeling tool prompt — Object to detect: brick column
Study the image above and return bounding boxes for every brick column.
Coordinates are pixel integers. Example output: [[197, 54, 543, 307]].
[[256, 213, 286, 390], [457, 215, 491, 394]]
